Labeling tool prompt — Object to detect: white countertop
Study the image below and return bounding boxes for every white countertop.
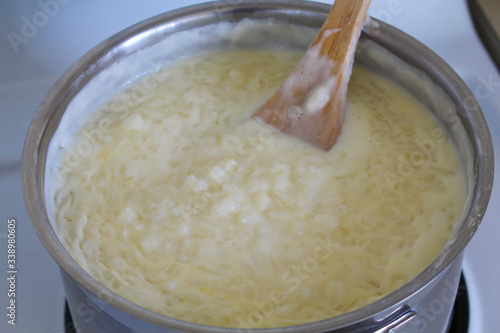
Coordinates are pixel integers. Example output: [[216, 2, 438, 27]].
[[0, 1, 498, 332]]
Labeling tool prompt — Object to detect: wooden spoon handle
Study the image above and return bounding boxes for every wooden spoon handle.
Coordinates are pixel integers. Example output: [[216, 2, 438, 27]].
[[312, 0, 372, 62], [254, 0, 371, 150]]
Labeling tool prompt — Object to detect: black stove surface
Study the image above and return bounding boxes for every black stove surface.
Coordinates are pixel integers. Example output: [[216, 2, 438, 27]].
[[448, 274, 469, 333], [64, 274, 469, 333]]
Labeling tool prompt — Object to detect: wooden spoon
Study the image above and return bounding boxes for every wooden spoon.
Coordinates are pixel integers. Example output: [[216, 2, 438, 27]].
[[254, 0, 371, 150]]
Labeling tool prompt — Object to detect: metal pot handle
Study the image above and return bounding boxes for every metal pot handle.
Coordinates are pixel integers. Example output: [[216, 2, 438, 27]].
[[373, 310, 417, 332]]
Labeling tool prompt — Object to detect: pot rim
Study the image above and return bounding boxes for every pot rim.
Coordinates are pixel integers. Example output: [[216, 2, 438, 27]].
[[21, 0, 494, 332]]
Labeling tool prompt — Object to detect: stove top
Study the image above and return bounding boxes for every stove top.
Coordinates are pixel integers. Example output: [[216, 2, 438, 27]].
[[1, 1, 499, 332], [449, 274, 470, 333]]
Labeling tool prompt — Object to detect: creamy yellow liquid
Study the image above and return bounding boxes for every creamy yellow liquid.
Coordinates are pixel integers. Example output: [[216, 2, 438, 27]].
[[53, 49, 466, 328]]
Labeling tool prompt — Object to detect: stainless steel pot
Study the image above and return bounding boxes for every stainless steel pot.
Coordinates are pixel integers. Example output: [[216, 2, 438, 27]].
[[22, 1, 494, 332]]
